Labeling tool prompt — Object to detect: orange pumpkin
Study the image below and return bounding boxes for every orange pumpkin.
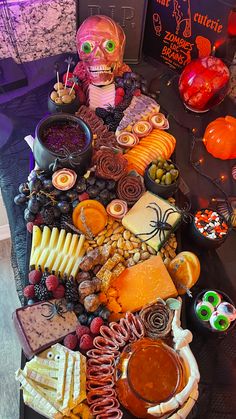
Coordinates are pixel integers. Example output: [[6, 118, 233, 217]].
[[203, 116, 236, 160]]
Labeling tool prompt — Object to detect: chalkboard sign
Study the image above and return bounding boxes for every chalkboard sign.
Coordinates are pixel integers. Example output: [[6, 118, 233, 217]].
[[143, 0, 235, 71], [76, 0, 148, 63]]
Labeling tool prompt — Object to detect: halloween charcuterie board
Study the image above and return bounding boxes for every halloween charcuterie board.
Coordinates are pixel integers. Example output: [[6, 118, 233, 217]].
[[13, 14, 236, 419]]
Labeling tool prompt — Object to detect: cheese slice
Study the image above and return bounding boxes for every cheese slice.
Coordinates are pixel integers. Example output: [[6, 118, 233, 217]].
[[108, 254, 178, 313], [122, 191, 181, 251]]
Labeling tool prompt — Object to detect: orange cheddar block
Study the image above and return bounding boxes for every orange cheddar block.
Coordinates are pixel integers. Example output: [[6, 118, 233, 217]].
[[110, 254, 178, 313]]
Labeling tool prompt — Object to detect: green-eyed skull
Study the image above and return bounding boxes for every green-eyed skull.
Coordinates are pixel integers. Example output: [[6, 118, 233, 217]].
[[76, 15, 126, 86]]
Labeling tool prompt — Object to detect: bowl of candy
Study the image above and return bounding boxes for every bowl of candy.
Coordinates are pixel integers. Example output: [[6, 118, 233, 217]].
[[191, 289, 236, 336], [144, 157, 180, 199], [34, 113, 92, 175], [48, 82, 80, 114], [189, 208, 230, 249], [179, 56, 230, 113]]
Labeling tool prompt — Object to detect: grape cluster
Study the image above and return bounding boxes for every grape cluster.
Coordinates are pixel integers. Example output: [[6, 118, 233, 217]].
[[14, 170, 75, 228], [76, 173, 117, 207]]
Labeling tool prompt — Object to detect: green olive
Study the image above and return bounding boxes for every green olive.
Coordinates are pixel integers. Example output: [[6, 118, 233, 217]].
[[158, 161, 164, 168], [169, 164, 175, 169], [149, 164, 157, 180], [170, 169, 179, 181], [156, 168, 164, 179], [161, 174, 166, 182], [155, 179, 160, 184], [165, 172, 172, 185], [164, 162, 171, 170]]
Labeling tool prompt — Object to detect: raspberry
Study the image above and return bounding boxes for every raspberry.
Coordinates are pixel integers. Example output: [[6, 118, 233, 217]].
[[78, 192, 89, 202], [76, 325, 90, 340], [46, 275, 59, 291], [26, 222, 34, 233], [116, 87, 125, 96], [24, 285, 35, 299], [63, 333, 78, 350], [90, 317, 104, 335], [115, 95, 123, 106], [52, 284, 65, 299], [79, 334, 94, 351], [133, 89, 141, 97], [33, 213, 44, 225], [28, 269, 42, 285]]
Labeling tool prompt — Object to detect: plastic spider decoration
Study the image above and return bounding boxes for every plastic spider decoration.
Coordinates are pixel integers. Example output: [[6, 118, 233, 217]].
[[137, 202, 182, 243], [41, 300, 68, 320]]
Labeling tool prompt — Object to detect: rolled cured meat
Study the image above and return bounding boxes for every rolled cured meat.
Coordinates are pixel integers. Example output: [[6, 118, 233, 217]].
[[117, 173, 145, 206], [140, 300, 173, 339], [95, 149, 128, 181]]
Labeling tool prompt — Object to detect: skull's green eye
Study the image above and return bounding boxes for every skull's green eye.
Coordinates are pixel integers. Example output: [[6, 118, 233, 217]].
[[104, 40, 116, 53], [81, 41, 94, 54]]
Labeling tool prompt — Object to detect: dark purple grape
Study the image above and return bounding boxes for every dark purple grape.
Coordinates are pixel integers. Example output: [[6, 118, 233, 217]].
[[19, 183, 29, 195], [115, 77, 124, 88], [28, 197, 40, 214], [109, 193, 117, 202], [66, 189, 78, 202], [124, 78, 133, 88], [29, 178, 42, 193], [99, 307, 111, 321], [24, 208, 35, 222], [14, 193, 28, 205], [131, 72, 141, 81], [99, 190, 110, 202], [76, 178, 87, 193], [58, 193, 70, 202], [95, 178, 106, 191], [51, 189, 62, 199], [73, 303, 84, 315], [78, 313, 88, 325], [87, 185, 100, 199], [57, 201, 71, 214], [86, 175, 96, 186], [42, 179, 54, 192], [27, 299, 36, 305], [123, 71, 132, 80], [134, 80, 141, 89], [37, 193, 48, 206], [87, 314, 96, 326], [72, 199, 79, 208], [106, 180, 116, 191]]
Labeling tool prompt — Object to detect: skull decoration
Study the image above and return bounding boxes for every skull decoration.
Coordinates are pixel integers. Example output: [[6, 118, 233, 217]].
[[76, 15, 126, 86]]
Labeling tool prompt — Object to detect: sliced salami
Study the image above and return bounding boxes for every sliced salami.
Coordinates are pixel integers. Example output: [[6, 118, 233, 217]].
[[110, 321, 130, 343], [93, 336, 119, 352], [87, 365, 114, 380], [90, 397, 120, 415], [96, 408, 123, 419], [100, 325, 125, 347], [87, 387, 116, 404], [87, 376, 114, 390], [87, 357, 114, 368]]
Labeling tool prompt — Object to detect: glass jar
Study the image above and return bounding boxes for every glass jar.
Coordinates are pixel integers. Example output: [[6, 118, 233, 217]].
[[115, 338, 186, 418]]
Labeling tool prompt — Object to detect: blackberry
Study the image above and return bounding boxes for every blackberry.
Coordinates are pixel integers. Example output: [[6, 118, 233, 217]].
[[60, 214, 73, 233], [34, 283, 52, 301], [104, 115, 114, 125], [95, 107, 109, 119], [114, 110, 124, 121], [41, 207, 55, 225], [65, 277, 79, 303]]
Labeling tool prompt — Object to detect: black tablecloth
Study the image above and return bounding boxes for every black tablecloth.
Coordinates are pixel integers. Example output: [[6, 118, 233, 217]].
[[1, 58, 236, 418]]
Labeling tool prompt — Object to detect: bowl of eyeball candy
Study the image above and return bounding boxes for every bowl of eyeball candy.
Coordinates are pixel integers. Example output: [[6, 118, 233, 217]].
[[191, 289, 236, 336], [48, 82, 80, 114]]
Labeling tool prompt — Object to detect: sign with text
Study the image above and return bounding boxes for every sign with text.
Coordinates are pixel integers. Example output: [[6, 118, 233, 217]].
[[143, 0, 234, 71]]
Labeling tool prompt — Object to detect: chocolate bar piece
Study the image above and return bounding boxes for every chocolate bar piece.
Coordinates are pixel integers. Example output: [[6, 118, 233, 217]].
[[12, 299, 78, 359]]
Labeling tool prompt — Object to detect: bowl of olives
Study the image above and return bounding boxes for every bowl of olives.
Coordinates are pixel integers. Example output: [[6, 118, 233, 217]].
[[48, 82, 80, 114], [144, 158, 180, 198]]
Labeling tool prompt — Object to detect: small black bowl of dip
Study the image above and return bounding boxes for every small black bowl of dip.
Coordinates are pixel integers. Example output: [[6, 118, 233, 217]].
[[34, 113, 92, 175]]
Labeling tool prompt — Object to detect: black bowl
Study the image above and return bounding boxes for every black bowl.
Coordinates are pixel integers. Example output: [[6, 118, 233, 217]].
[[48, 93, 80, 114], [190, 289, 236, 337], [144, 161, 180, 199], [189, 208, 230, 249], [33, 113, 93, 175]]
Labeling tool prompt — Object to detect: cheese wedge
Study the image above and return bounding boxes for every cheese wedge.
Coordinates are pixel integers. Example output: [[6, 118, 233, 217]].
[[108, 254, 178, 313]]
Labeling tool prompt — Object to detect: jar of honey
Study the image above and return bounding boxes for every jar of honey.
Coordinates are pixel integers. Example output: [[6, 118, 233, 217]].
[[115, 338, 186, 418]]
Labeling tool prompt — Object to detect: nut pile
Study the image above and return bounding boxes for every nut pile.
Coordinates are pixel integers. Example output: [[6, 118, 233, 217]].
[[85, 217, 157, 268], [160, 233, 178, 266]]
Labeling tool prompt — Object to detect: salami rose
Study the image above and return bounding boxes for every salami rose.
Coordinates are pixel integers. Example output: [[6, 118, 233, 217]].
[[117, 173, 145, 206], [95, 149, 128, 181], [140, 300, 173, 339]]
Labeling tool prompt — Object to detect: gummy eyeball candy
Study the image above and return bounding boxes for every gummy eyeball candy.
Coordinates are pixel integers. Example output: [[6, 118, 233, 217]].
[[196, 301, 214, 321], [203, 291, 221, 307], [209, 311, 230, 331], [217, 302, 236, 322]]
